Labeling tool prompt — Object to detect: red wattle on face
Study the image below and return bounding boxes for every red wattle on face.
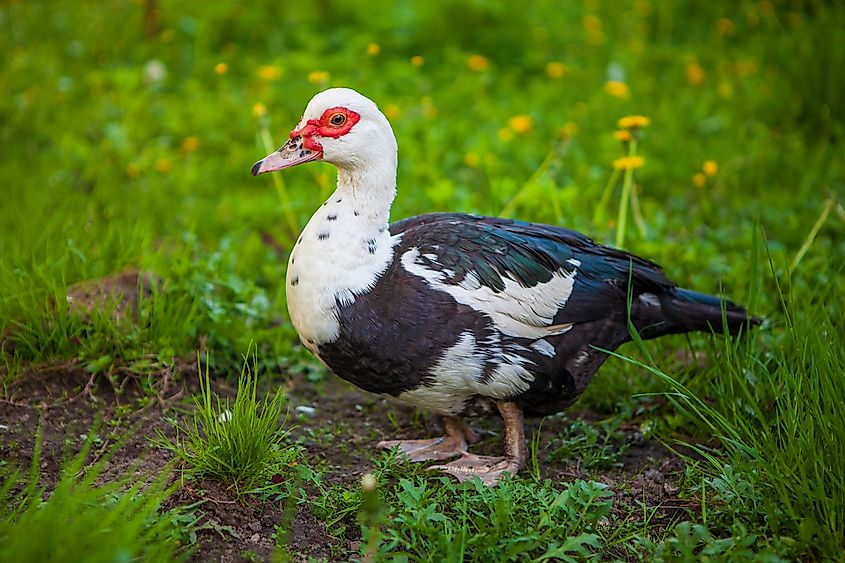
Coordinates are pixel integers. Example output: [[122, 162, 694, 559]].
[[290, 106, 361, 153]]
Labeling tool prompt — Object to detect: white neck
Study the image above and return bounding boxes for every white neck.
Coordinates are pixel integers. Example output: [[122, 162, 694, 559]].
[[284, 155, 399, 350]]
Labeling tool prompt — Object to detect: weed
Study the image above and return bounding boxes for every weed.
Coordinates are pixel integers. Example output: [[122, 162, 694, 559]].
[[0, 425, 190, 562], [153, 349, 300, 495]]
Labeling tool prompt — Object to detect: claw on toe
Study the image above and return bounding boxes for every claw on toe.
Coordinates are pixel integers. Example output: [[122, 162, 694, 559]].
[[431, 452, 520, 486], [376, 436, 465, 462]]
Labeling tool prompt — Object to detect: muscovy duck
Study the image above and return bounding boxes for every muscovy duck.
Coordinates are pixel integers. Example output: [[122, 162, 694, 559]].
[[252, 88, 759, 484]]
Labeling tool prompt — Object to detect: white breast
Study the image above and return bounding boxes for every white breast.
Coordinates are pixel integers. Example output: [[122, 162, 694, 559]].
[[285, 193, 396, 351]]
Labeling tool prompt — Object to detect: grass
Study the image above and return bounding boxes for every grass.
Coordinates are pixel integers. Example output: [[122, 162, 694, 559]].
[[154, 349, 300, 495], [0, 426, 190, 562], [1, 0, 844, 559]]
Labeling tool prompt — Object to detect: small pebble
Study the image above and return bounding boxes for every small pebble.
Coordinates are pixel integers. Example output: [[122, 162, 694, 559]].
[[248, 521, 262, 532], [295, 405, 316, 417]]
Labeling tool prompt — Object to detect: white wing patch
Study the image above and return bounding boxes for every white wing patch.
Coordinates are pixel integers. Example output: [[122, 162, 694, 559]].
[[400, 247, 576, 339], [398, 331, 535, 415]]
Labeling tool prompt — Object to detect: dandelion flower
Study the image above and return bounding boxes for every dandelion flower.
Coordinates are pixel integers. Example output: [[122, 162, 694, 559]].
[[560, 122, 579, 138], [605, 81, 630, 99], [464, 152, 479, 168], [214, 62, 228, 75], [614, 130, 633, 142], [546, 62, 568, 79], [613, 156, 645, 171], [155, 158, 172, 174], [410, 55, 424, 67], [618, 115, 650, 129], [508, 115, 533, 134], [181, 136, 199, 153], [703, 160, 718, 176], [366, 42, 381, 56], [308, 70, 330, 83], [717, 18, 736, 36], [384, 104, 400, 120], [467, 54, 489, 72], [693, 173, 706, 187], [498, 127, 514, 142], [258, 65, 282, 81], [252, 102, 267, 118], [686, 62, 705, 86]]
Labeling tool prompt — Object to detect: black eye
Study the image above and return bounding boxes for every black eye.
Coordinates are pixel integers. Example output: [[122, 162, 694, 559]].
[[330, 113, 346, 126]]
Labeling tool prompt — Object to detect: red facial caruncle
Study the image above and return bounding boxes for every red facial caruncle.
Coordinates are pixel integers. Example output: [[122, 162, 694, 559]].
[[290, 106, 361, 153]]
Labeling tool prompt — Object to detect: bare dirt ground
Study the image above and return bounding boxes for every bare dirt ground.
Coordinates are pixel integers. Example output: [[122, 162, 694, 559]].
[[0, 365, 693, 561]]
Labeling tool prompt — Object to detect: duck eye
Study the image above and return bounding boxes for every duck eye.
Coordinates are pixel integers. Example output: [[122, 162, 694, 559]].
[[330, 113, 346, 126]]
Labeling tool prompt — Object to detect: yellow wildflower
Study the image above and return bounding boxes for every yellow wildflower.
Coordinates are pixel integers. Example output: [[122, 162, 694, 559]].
[[508, 115, 533, 134], [583, 15, 605, 45], [421, 96, 437, 119], [410, 55, 424, 67], [258, 65, 282, 81], [718, 81, 734, 99], [498, 127, 514, 142], [384, 104, 400, 120], [545, 62, 568, 79], [126, 163, 140, 178], [307, 70, 330, 83], [467, 54, 489, 72], [605, 81, 630, 99], [618, 115, 650, 129], [214, 62, 228, 75], [717, 18, 736, 36], [181, 136, 199, 153], [686, 62, 705, 86], [613, 156, 645, 171], [464, 152, 480, 168], [614, 130, 632, 142], [560, 122, 579, 138], [367, 42, 381, 56], [693, 173, 706, 187], [703, 160, 718, 176], [155, 158, 172, 174], [252, 102, 267, 118]]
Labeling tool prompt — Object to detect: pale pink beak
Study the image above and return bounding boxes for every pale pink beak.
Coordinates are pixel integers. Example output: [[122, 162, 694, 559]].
[[251, 136, 322, 175]]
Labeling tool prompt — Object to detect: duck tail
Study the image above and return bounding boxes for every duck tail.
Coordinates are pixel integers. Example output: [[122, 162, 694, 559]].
[[655, 288, 761, 337]]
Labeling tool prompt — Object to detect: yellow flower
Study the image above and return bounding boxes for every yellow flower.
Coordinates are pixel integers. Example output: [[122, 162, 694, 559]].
[[560, 122, 579, 138], [693, 173, 706, 187], [717, 18, 736, 36], [252, 102, 267, 118], [614, 130, 632, 142], [545, 62, 568, 79], [718, 81, 734, 99], [307, 70, 330, 83], [410, 55, 424, 67], [384, 104, 400, 120], [605, 81, 630, 99], [421, 96, 438, 119], [214, 62, 228, 75], [617, 115, 650, 129], [258, 65, 281, 81], [583, 15, 605, 45], [613, 156, 645, 171], [181, 136, 199, 153], [464, 152, 479, 168], [508, 115, 533, 134], [686, 62, 705, 86], [467, 54, 489, 72], [498, 127, 514, 142], [367, 42, 381, 56], [126, 163, 140, 178], [155, 158, 172, 174], [703, 160, 718, 176]]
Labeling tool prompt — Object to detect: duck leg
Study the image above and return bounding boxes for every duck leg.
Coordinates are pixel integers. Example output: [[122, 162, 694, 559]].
[[431, 400, 527, 486], [376, 415, 478, 462]]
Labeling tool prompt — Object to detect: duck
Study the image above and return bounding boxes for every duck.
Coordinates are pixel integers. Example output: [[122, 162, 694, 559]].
[[252, 88, 760, 485]]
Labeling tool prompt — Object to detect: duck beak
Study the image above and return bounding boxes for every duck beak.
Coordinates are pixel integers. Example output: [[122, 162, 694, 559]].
[[251, 137, 322, 176]]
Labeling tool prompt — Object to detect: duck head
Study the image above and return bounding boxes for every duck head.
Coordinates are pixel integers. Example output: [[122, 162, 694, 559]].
[[251, 87, 397, 176]]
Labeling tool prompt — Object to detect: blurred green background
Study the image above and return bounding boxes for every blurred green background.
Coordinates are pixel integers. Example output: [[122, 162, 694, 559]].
[[2, 0, 842, 372]]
